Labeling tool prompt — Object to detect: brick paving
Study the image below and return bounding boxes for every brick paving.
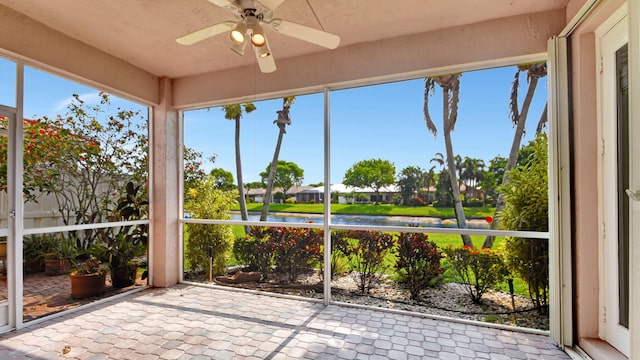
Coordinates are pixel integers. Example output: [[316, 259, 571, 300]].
[[1, 272, 147, 321], [0, 284, 570, 359]]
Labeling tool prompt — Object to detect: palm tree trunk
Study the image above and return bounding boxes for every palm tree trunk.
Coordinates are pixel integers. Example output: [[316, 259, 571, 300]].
[[482, 76, 539, 248], [442, 93, 473, 247], [260, 128, 285, 221], [234, 118, 249, 233]]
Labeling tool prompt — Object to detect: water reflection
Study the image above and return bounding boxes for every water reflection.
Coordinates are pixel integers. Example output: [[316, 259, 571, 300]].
[[230, 213, 490, 229]]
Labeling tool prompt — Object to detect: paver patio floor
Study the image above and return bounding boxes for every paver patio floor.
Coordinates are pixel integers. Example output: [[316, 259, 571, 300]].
[[1, 271, 146, 322], [0, 284, 570, 359]]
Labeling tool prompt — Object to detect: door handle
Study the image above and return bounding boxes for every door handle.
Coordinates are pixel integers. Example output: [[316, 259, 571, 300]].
[[625, 189, 640, 201]]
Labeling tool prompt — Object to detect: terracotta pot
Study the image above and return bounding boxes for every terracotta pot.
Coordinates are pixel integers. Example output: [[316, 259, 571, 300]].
[[111, 264, 138, 288], [24, 258, 45, 273], [45, 259, 71, 275], [70, 272, 106, 299]]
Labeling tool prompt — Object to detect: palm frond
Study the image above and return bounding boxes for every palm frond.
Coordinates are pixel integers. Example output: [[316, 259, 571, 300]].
[[536, 102, 548, 133], [423, 78, 437, 136], [448, 75, 460, 133], [510, 70, 520, 125]]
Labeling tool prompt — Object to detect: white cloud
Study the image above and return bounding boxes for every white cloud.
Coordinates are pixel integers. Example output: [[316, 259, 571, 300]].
[[53, 92, 102, 114]]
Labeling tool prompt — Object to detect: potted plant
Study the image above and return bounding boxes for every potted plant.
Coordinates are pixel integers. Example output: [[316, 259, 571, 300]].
[[70, 256, 108, 298], [23, 235, 52, 273], [44, 235, 77, 275], [95, 181, 148, 288]]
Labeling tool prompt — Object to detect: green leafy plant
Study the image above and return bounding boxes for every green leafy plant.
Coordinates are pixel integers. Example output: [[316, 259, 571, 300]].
[[265, 226, 323, 283], [185, 177, 236, 277], [72, 256, 108, 275], [235, 226, 323, 283], [44, 234, 77, 261], [4, 94, 149, 250], [233, 227, 274, 277], [22, 235, 54, 272], [95, 182, 148, 268], [395, 231, 443, 299], [499, 133, 549, 312], [328, 231, 351, 279], [334, 230, 395, 293], [443, 245, 509, 304]]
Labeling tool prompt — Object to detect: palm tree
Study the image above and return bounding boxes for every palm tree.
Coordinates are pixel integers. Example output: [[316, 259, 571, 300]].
[[428, 153, 445, 204], [260, 96, 296, 221], [422, 165, 435, 204], [454, 155, 464, 187], [424, 75, 473, 247], [482, 62, 547, 248], [430, 152, 445, 168], [222, 103, 256, 229], [461, 157, 486, 198]]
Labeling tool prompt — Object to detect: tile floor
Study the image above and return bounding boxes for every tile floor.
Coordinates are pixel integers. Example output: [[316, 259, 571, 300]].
[[0, 284, 570, 359]]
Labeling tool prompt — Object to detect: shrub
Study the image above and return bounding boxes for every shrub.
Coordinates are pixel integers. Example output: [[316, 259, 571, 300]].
[[408, 197, 424, 207], [185, 178, 236, 277], [234, 226, 323, 283], [499, 133, 549, 311], [265, 226, 323, 283], [501, 237, 548, 311], [463, 199, 484, 207], [232, 233, 272, 275], [334, 230, 395, 293], [395, 232, 443, 299], [443, 245, 509, 304], [328, 231, 351, 278], [285, 197, 296, 204]]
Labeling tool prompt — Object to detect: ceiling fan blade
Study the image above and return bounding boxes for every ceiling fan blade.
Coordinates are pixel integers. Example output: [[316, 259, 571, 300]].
[[256, 0, 286, 11], [253, 44, 276, 73], [270, 19, 340, 49], [257, 54, 277, 73], [208, 0, 241, 14], [176, 22, 236, 45]]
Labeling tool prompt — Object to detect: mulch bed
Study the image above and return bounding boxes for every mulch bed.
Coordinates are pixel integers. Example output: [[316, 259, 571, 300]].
[[185, 269, 549, 330]]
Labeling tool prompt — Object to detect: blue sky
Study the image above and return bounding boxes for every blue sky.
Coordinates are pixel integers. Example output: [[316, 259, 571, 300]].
[[2, 58, 547, 187], [184, 65, 548, 185]]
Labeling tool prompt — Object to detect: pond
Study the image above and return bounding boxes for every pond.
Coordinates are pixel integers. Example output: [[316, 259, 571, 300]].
[[230, 212, 491, 229]]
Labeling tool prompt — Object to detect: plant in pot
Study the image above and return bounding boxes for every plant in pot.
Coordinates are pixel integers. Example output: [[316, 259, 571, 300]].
[[44, 235, 77, 275], [70, 256, 109, 299], [95, 182, 148, 288], [23, 235, 53, 273]]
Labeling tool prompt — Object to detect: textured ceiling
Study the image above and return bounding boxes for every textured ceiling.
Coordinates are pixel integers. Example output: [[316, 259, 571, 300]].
[[0, 0, 569, 79]]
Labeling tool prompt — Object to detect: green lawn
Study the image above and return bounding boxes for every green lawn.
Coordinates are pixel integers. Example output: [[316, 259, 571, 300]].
[[235, 203, 495, 219]]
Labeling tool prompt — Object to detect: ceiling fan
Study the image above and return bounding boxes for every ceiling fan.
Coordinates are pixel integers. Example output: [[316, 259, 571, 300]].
[[176, 0, 340, 73]]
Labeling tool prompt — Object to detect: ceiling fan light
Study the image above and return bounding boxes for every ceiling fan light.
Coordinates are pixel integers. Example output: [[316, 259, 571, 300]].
[[230, 22, 247, 44], [256, 42, 271, 58], [231, 40, 248, 56], [250, 24, 266, 47]]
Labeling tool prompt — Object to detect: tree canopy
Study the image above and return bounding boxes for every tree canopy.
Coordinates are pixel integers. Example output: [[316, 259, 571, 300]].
[[209, 167, 235, 190], [259, 160, 304, 196], [397, 166, 425, 205], [343, 158, 396, 197]]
